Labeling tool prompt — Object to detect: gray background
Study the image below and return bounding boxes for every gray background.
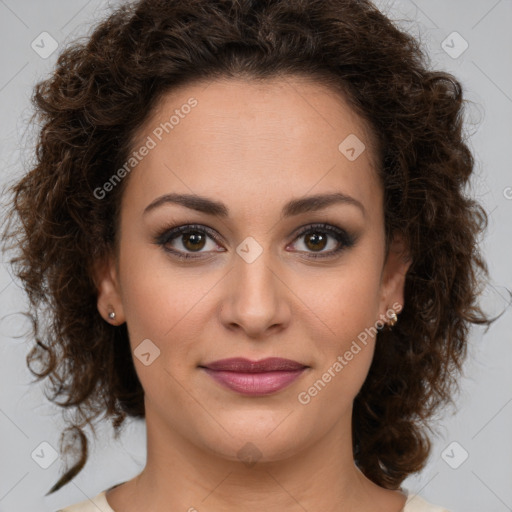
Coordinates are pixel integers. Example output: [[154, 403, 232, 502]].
[[0, 1, 511, 511]]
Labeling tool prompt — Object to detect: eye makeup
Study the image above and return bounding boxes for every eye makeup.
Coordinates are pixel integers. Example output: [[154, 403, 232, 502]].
[[152, 221, 358, 261]]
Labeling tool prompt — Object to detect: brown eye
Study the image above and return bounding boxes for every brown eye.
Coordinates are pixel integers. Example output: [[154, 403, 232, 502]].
[[304, 232, 328, 252], [181, 231, 207, 252]]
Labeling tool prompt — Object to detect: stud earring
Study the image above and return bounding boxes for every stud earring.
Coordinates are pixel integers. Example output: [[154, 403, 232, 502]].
[[387, 311, 398, 328], [108, 307, 116, 321]]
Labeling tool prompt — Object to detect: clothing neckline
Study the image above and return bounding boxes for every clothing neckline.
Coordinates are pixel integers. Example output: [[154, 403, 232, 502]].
[[98, 482, 414, 511]]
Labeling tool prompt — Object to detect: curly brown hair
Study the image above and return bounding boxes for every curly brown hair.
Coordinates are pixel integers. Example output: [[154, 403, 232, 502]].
[[1, 0, 492, 496]]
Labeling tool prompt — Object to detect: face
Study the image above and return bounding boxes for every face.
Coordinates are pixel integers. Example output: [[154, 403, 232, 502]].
[[95, 76, 410, 464]]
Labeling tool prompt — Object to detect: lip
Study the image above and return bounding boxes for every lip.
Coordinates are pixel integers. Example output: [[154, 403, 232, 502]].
[[202, 357, 307, 372], [199, 357, 308, 396]]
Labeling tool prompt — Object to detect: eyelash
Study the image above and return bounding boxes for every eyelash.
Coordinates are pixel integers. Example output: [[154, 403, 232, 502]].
[[153, 222, 356, 260]]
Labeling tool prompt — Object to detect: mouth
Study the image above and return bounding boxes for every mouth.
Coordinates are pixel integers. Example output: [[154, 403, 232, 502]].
[[199, 357, 309, 396]]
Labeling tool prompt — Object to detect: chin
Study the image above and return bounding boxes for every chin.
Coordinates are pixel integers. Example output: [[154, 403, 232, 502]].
[[195, 414, 316, 466]]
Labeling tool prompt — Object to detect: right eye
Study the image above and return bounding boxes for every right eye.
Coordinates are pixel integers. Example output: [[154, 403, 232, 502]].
[[154, 223, 225, 260]]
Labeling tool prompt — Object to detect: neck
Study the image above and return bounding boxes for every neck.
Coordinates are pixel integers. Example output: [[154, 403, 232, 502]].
[[111, 405, 406, 512]]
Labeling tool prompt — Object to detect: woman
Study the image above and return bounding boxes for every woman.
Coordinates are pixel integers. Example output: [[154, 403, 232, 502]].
[[1, 0, 491, 510]]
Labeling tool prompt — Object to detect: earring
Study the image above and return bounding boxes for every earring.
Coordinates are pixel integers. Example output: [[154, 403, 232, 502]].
[[387, 311, 398, 328], [108, 307, 116, 321]]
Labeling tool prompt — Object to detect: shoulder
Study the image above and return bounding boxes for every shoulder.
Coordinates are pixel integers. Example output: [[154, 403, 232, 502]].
[[56, 481, 126, 511], [404, 493, 452, 512], [56, 489, 114, 512]]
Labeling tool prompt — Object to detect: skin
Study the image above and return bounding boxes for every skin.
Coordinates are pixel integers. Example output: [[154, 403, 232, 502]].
[[94, 76, 412, 512]]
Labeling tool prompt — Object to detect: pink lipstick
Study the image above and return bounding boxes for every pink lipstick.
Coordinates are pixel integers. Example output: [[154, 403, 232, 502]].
[[200, 357, 308, 396]]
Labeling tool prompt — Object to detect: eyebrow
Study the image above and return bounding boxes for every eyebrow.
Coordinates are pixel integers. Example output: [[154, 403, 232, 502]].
[[143, 191, 366, 218]]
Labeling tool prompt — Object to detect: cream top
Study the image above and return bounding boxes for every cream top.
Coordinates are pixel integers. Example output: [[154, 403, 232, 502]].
[[57, 483, 451, 512]]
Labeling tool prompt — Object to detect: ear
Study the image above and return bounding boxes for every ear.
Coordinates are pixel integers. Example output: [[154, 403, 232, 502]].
[[92, 252, 125, 325], [378, 232, 412, 320]]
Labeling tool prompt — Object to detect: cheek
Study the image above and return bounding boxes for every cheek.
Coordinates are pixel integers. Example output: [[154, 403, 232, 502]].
[[296, 278, 380, 418], [297, 256, 383, 394], [117, 235, 221, 372], [116, 233, 179, 348], [305, 259, 382, 341]]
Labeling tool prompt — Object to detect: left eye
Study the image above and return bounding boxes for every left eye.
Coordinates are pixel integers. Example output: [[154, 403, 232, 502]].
[[290, 228, 340, 253], [286, 223, 356, 259]]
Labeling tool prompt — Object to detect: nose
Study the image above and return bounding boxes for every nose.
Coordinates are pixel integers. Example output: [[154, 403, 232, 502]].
[[219, 246, 291, 339]]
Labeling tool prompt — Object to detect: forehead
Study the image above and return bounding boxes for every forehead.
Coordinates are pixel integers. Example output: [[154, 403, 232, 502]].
[[124, 76, 382, 220]]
